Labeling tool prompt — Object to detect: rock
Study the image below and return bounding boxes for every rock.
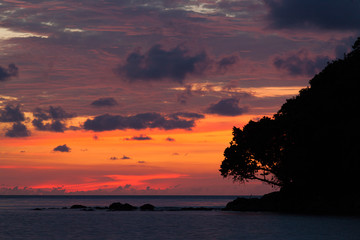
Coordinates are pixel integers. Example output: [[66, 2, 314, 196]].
[[224, 197, 263, 211], [109, 202, 137, 211], [70, 204, 87, 209], [140, 204, 155, 211]]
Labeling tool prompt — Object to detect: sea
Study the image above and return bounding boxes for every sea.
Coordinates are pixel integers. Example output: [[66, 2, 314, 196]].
[[1, 195, 360, 240]]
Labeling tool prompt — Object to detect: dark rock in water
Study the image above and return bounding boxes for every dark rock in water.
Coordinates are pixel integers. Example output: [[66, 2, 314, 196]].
[[70, 204, 87, 209], [224, 197, 263, 211], [33, 208, 43, 211], [109, 202, 137, 211], [224, 192, 282, 212], [224, 190, 360, 215], [140, 204, 155, 211]]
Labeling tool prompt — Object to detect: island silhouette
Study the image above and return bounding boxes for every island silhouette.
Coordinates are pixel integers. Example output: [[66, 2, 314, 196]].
[[220, 37, 360, 215]]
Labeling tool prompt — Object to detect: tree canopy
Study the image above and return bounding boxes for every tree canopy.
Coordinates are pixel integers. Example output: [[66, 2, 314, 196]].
[[220, 37, 360, 196]]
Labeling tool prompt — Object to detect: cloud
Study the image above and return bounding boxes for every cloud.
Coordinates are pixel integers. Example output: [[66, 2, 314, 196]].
[[5, 122, 31, 137], [83, 112, 204, 132], [273, 50, 330, 77], [91, 97, 118, 107], [32, 119, 67, 132], [168, 112, 205, 120], [264, 0, 360, 30], [206, 98, 248, 116], [34, 106, 75, 120], [138, 161, 146, 164], [166, 137, 175, 142], [53, 144, 71, 152], [0, 64, 18, 82], [176, 84, 193, 104], [32, 106, 75, 132], [0, 104, 25, 122], [110, 155, 131, 160], [125, 134, 152, 141], [116, 44, 209, 83], [217, 55, 238, 71]]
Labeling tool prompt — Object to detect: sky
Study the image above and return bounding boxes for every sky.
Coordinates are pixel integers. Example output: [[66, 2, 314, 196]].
[[0, 0, 359, 195]]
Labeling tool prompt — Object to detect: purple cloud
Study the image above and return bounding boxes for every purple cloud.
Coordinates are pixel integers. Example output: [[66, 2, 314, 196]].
[[273, 50, 330, 77], [116, 45, 209, 83], [0, 104, 25, 122], [83, 112, 204, 132], [0, 64, 18, 82], [91, 97, 118, 107], [206, 98, 248, 116], [32, 106, 75, 132], [265, 0, 360, 30], [5, 122, 31, 138]]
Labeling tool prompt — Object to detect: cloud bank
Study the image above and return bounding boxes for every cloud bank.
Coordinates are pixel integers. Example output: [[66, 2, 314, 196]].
[[116, 45, 209, 83], [84, 112, 204, 131], [265, 0, 360, 30], [273, 50, 330, 77]]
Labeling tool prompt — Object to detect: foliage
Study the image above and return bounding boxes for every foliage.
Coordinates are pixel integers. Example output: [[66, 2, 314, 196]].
[[220, 37, 360, 194]]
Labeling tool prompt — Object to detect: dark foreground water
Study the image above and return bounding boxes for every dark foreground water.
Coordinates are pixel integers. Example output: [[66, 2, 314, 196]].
[[1, 195, 360, 240]]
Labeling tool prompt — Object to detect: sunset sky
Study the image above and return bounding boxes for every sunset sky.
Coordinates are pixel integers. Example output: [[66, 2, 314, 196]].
[[1, 0, 359, 195]]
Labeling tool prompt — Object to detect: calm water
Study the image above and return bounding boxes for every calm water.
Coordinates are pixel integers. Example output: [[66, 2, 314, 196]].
[[1, 195, 360, 240]]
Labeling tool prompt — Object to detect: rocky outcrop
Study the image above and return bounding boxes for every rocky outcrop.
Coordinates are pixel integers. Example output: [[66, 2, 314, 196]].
[[108, 202, 137, 211], [224, 190, 360, 215], [140, 204, 155, 211]]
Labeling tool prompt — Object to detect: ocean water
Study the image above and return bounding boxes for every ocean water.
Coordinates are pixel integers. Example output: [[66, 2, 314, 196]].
[[1, 195, 360, 240]]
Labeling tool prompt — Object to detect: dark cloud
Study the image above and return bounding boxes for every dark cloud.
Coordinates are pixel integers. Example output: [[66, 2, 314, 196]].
[[273, 50, 330, 76], [33, 106, 75, 120], [83, 112, 204, 132], [32, 119, 67, 132], [32, 106, 75, 132], [265, 0, 360, 30], [217, 55, 238, 71], [206, 98, 248, 116], [116, 44, 209, 83], [125, 134, 153, 141], [5, 122, 31, 138], [166, 137, 175, 142], [53, 144, 71, 152], [0, 64, 18, 82], [0, 104, 25, 122], [91, 97, 118, 107]]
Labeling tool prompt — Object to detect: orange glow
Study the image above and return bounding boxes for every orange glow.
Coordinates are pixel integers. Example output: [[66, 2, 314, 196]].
[[30, 174, 186, 192]]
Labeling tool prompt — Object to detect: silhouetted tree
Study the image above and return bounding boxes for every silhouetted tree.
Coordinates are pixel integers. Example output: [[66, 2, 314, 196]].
[[221, 37, 360, 196]]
